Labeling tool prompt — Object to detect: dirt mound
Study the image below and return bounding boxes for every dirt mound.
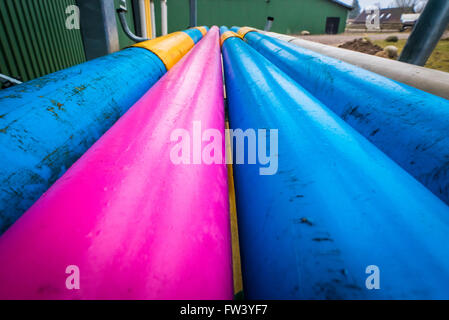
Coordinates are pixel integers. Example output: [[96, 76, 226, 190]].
[[338, 38, 383, 55]]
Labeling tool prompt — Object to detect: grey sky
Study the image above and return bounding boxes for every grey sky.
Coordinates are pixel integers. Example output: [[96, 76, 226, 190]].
[[359, 0, 393, 8], [351, 0, 393, 9]]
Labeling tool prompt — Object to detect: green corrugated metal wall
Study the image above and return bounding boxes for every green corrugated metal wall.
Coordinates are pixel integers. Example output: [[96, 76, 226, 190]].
[[0, 0, 86, 83], [1, 0, 348, 83], [152, 0, 349, 36]]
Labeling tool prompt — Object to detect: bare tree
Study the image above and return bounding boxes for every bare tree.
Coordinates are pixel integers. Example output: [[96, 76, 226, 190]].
[[414, 0, 428, 12], [391, 0, 420, 8], [348, 0, 361, 19], [389, 0, 428, 12]]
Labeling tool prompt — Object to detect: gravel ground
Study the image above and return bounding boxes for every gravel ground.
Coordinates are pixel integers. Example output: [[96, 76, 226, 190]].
[[294, 32, 412, 46], [293, 31, 449, 46]]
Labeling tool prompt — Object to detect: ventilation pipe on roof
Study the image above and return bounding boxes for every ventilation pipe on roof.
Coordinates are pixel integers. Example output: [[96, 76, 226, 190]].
[[264, 16, 274, 31]]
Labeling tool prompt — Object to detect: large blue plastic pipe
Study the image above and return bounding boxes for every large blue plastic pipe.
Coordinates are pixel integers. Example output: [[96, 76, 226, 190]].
[[221, 26, 449, 299], [0, 48, 164, 233], [235, 28, 449, 207], [183, 28, 206, 43]]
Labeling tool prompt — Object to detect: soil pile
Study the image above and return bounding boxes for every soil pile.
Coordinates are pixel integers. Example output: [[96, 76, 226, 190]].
[[338, 38, 383, 55]]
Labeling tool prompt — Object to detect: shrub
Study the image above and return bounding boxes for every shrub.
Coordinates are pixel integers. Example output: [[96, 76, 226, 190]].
[[385, 35, 399, 42]]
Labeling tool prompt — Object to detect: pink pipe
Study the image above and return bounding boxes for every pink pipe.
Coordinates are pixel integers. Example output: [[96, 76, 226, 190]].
[[0, 26, 233, 300]]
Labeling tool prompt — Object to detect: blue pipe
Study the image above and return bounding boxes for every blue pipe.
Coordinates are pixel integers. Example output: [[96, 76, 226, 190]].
[[221, 26, 449, 299], [0, 48, 164, 233], [183, 28, 204, 44], [236, 28, 449, 207]]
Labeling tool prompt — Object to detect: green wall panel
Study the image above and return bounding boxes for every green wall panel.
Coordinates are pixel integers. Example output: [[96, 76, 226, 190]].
[[0, 0, 349, 83], [0, 0, 86, 83], [152, 0, 348, 36]]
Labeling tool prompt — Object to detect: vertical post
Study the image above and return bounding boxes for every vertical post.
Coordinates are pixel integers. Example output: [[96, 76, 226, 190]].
[[144, 0, 152, 39], [399, 0, 449, 66], [132, 0, 147, 38], [76, 0, 120, 60], [189, 0, 197, 28], [161, 0, 168, 35], [137, 0, 147, 38], [150, 0, 157, 38]]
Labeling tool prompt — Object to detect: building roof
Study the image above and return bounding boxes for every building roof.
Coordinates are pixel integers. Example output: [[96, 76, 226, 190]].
[[353, 7, 413, 24], [328, 0, 354, 10]]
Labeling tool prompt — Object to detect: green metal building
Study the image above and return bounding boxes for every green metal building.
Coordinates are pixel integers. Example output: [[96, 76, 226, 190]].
[[152, 0, 352, 36], [0, 0, 136, 83], [0, 0, 85, 83], [0, 0, 350, 84]]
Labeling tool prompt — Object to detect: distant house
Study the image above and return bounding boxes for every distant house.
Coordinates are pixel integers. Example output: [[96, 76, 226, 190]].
[[351, 7, 413, 31]]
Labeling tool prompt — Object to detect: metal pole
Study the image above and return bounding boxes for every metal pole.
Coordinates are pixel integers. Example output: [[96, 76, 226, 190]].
[[0, 73, 22, 85], [137, 0, 148, 38], [189, 0, 197, 28], [399, 0, 449, 66], [76, 0, 120, 60], [150, 0, 157, 38], [161, 0, 168, 35]]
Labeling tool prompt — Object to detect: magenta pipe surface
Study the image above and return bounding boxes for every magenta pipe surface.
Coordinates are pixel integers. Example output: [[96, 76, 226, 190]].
[[0, 26, 232, 300]]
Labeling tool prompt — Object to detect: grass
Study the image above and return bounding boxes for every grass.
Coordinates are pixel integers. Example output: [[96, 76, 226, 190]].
[[372, 38, 449, 73]]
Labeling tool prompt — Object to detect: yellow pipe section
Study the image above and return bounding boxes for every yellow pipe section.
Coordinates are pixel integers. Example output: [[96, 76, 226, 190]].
[[133, 32, 195, 70], [225, 121, 243, 297], [144, 0, 153, 39], [236, 26, 257, 38], [220, 31, 241, 47], [193, 26, 208, 36]]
